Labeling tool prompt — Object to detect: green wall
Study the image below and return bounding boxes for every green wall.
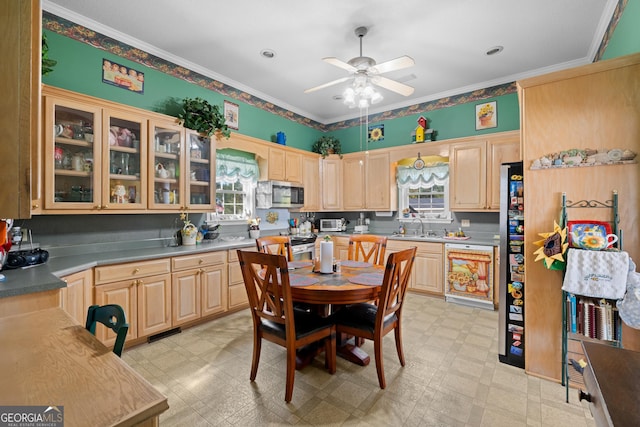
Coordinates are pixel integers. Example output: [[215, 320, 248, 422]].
[[42, 30, 322, 151], [602, 0, 640, 60], [333, 93, 519, 153], [43, 0, 638, 155]]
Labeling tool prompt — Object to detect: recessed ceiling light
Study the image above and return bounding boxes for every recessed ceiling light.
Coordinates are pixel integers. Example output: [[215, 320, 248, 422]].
[[260, 49, 276, 59], [486, 46, 503, 56]]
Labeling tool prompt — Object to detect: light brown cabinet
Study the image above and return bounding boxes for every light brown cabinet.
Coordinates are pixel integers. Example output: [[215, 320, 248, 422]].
[[450, 134, 520, 211], [59, 269, 93, 325], [341, 151, 393, 211], [0, 0, 39, 219], [301, 153, 321, 211], [94, 259, 172, 345], [321, 156, 343, 211], [171, 252, 227, 326], [268, 147, 302, 183], [386, 240, 444, 296], [227, 247, 256, 310]]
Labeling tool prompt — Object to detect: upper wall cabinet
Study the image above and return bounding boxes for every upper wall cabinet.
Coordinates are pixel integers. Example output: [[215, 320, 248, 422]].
[[341, 151, 393, 211], [0, 0, 40, 218], [450, 132, 520, 211], [268, 147, 302, 183], [321, 156, 343, 211], [301, 153, 321, 211]]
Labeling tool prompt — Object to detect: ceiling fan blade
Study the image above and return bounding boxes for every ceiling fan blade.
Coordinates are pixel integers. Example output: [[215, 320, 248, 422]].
[[304, 76, 352, 94], [371, 55, 415, 74], [322, 57, 357, 73], [371, 75, 415, 96]]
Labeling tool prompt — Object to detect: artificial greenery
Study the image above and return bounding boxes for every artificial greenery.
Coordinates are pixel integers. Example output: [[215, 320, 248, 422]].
[[42, 34, 57, 76], [312, 136, 342, 158], [178, 97, 230, 138]]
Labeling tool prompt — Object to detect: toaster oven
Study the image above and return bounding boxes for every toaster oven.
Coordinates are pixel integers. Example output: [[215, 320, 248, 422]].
[[320, 218, 343, 232]]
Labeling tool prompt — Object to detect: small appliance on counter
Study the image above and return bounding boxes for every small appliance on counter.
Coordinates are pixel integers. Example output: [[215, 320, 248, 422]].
[[3, 227, 49, 270], [354, 213, 370, 233], [319, 218, 346, 232]]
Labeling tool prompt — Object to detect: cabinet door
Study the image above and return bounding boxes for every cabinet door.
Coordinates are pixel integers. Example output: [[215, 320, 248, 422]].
[[321, 157, 342, 210], [137, 273, 172, 337], [411, 251, 444, 295], [60, 269, 93, 325], [94, 279, 138, 345], [103, 108, 147, 209], [487, 138, 521, 210], [268, 148, 286, 181], [202, 264, 227, 316], [149, 120, 185, 210], [0, 0, 38, 219], [343, 154, 365, 210], [450, 141, 487, 210], [172, 270, 201, 326], [44, 96, 103, 210], [366, 151, 391, 210], [186, 130, 215, 210], [285, 151, 303, 183], [302, 154, 321, 211]]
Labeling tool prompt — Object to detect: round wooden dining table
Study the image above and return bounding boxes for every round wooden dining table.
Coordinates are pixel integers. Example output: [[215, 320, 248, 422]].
[[286, 260, 385, 367]]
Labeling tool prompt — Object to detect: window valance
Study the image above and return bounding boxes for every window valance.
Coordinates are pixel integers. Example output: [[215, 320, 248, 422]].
[[216, 152, 259, 187], [396, 165, 449, 189]]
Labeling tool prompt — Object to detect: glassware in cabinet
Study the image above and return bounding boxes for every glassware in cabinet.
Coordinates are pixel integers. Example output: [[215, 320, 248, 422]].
[[45, 97, 102, 209], [149, 120, 184, 209], [104, 110, 147, 209], [185, 130, 214, 209]]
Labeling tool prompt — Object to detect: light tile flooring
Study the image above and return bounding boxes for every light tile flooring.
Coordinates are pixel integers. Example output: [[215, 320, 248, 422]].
[[123, 293, 595, 426]]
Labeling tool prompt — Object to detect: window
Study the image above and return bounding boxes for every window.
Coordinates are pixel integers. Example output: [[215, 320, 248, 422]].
[[397, 164, 452, 223], [206, 151, 258, 223]]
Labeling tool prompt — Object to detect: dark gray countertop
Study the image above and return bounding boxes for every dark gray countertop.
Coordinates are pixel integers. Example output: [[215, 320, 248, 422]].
[[0, 239, 255, 299], [0, 232, 498, 299]]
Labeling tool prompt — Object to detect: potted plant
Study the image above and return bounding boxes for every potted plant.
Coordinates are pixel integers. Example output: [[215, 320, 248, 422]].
[[312, 136, 342, 158], [178, 97, 230, 139], [42, 34, 57, 76]]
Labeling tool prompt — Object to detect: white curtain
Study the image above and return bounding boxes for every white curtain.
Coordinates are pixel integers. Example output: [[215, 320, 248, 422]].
[[396, 165, 449, 189], [216, 152, 259, 188]]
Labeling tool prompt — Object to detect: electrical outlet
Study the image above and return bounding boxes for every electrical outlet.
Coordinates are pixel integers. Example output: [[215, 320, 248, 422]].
[[461, 219, 470, 227]]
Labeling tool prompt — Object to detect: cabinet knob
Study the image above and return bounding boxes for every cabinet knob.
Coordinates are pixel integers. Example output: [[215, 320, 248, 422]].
[[32, 203, 39, 209], [102, 204, 109, 209], [137, 280, 143, 286], [199, 268, 205, 274], [578, 390, 592, 403], [198, 259, 204, 264]]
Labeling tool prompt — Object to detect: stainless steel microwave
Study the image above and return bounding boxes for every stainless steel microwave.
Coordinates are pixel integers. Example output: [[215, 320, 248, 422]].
[[256, 181, 304, 208], [319, 218, 343, 232]]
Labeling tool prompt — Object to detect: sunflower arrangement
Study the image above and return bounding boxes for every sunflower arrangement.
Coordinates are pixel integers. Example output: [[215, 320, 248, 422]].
[[533, 221, 569, 270]]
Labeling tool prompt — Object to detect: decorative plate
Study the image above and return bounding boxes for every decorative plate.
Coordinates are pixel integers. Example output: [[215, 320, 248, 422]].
[[566, 220, 612, 249]]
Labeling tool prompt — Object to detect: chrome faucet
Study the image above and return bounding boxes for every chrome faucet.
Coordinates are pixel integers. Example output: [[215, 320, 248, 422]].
[[411, 217, 425, 236]]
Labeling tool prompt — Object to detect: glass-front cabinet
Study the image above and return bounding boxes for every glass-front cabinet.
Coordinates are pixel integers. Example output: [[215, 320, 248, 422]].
[[44, 96, 102, 210], [185, 129, 214, 210], [103, 109, 147, 209], [149, 120, 184, 210]]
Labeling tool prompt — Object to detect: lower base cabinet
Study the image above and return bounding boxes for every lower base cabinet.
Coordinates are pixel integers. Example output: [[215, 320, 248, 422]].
[[387, 241, 444, 296], [94, 259, 172, 346], [228, 248, 254, 310], [171, 252, 227, 326], [60, 269, 93, 325]]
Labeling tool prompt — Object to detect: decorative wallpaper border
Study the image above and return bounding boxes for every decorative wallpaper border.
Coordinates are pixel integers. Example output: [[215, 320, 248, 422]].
[[44, 6, 621, 132]]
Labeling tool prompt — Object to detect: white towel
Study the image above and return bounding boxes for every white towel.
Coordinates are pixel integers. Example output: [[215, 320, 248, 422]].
[[562, 249, 629, 299]]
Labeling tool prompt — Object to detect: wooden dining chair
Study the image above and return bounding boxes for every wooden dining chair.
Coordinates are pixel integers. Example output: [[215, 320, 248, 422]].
[[348, 234, 388, 266], [333, 246, 417, 389], [255, 235, 294, 260], [85, 304, 129, 357], [237, 250, 336, 402]]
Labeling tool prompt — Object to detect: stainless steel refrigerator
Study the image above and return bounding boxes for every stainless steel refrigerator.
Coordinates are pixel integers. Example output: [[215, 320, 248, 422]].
[[498, 162, 525, 368]]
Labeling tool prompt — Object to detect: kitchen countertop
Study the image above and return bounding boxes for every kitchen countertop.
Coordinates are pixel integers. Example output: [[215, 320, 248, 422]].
[[0, 238, 255, 299], [0, 232, 498, 300]]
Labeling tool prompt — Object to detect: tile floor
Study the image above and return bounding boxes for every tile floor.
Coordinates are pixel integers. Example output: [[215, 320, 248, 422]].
[[123, 293, 596, 426]]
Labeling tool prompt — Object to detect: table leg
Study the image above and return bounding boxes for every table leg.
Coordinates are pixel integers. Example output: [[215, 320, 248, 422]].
[[337, 334, 370, 366]]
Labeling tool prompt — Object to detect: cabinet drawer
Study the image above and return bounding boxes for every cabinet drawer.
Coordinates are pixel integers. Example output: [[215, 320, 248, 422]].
[[95, 258, 171, 284], [172, 251, 226, 271]]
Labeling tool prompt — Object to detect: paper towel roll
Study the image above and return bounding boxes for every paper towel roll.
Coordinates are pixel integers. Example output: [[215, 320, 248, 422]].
[[320, 241, 334, 273]]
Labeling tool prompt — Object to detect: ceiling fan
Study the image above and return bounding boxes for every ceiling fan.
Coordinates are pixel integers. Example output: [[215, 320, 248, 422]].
[[304, 26, 415, 99]]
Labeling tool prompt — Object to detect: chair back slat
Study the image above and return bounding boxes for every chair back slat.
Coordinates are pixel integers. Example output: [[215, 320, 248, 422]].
[[238, 250, 294, 330], [377, 247, 417, 324], [85, 304, 129, 357], [348, 235, 388, 266], [256, 236, 294, 261]]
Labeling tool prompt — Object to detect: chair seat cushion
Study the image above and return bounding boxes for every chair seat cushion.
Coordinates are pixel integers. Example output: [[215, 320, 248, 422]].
[[333, 303, 397, 334], [260, 311, 333, 340]]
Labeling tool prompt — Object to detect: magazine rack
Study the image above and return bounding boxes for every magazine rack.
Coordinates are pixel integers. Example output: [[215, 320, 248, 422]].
[[560, 191, 623, 403]]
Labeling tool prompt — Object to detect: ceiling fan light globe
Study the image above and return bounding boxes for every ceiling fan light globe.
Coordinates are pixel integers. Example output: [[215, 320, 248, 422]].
[[358, 98, 370, 109], [371, 91, 383, 104], [362, 85, 375, 98]]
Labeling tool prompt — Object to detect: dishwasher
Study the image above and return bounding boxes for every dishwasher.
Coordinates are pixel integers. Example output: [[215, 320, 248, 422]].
[[444, 243, 495, 310]]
